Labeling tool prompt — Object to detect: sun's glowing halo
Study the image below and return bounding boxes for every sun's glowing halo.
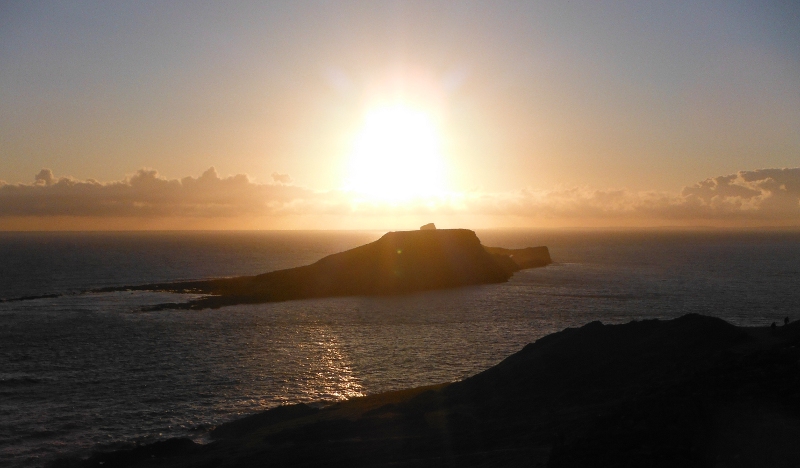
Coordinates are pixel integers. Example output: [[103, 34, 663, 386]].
[[344, 104, 447, 202]]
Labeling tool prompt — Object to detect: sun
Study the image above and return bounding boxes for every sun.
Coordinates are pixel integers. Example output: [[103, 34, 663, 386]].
[[344, 104, 447, 202]]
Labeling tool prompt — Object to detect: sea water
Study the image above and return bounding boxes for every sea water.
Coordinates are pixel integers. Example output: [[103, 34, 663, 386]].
[[1, 230, 798, 467]]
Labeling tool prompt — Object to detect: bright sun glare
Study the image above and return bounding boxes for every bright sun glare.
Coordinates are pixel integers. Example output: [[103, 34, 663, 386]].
[[345, 105, 447, 202]]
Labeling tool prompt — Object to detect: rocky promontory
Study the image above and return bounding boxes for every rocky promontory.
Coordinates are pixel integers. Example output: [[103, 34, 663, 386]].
[[53, 314, 800, 467], [101, 229, 551, 310], [484, 245, 552, 269]]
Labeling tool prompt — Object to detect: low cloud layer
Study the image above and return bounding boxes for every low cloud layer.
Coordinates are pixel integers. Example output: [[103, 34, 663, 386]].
[[1, 167, 798, 228], [0, 167, 314, 218], [681, 168, 800, 219], [462, 168, 800, 224]]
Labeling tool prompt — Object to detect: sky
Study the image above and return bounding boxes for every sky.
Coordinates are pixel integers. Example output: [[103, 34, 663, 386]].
[[1, 1, 799, 230]]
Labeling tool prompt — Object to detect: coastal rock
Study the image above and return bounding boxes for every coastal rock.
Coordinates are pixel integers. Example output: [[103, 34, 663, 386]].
[[110, 229, 541, 310], [484, 245, 552, 269], [53, 315, 800, 467]]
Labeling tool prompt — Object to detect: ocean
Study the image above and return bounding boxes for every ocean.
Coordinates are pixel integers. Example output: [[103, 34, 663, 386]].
[[1, 229, 798, 467]]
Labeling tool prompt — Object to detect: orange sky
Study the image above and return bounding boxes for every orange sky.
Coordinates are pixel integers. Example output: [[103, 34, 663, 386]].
[[1, 2, 799, 230]]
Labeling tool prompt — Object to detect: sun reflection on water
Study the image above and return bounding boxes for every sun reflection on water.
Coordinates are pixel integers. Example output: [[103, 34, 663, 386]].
[[296, 326, 364, 401]]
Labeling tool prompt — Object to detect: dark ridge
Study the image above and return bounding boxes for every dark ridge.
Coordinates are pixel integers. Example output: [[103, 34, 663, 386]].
[[52, 314, 800, 467], [96, 229, 550, 310]]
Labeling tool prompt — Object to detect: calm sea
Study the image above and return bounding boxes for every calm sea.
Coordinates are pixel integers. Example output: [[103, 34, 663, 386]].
[[1, 229, 798, 467]]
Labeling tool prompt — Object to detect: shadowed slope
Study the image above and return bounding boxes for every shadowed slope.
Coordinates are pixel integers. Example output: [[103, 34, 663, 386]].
[[54, 315, 800, 467]]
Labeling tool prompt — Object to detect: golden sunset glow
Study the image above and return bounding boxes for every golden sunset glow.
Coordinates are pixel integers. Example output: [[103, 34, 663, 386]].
[[1, 3, 799, 230], [344, 104, 447, 202]]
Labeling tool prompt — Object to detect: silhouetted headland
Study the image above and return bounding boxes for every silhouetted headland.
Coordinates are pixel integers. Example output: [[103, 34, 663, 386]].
[[52, 314, 800, 467], [484, 245, 553, 270], [98, 228, 552, 310]]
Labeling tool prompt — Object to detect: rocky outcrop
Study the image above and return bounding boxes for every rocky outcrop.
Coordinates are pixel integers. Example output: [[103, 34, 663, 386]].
[[484, 245, 552, 269], [53, 315, 800, 467], [113, 229, 524, 310]]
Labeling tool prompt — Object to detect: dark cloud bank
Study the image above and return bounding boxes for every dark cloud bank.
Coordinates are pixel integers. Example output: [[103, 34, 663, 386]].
[[0, 167, 798, 227], [0, 168, 316, 218]]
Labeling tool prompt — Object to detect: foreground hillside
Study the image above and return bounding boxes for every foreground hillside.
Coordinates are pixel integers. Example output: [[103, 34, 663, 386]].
[[53, 314, 800, 467]]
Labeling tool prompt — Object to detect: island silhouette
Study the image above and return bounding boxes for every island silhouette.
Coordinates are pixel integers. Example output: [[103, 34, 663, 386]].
[[98, 228, 552, 310]]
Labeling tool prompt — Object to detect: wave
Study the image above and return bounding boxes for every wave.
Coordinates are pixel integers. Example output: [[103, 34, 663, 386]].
[[0, 374, 51, 387], [0, 293, 63, 303], [543, 292, 664, 300]]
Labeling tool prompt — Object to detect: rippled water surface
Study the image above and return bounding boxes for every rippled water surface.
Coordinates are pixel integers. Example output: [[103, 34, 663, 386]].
[[1, 230, 798, 467]]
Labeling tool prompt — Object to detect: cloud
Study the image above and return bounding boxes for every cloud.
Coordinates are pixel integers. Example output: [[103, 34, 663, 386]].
[[0, 167, 316, 218], [35, 169, 57, 186], [457, 168, 800, 224], [680, 168, 800, 218], [271, 172, 292, 184], [0, 167, 798, 228]]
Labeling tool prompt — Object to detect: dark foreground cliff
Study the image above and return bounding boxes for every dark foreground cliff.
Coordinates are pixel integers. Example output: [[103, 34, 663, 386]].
[[53, 314, 800, 468], [99, 229, 551, 310]]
